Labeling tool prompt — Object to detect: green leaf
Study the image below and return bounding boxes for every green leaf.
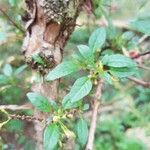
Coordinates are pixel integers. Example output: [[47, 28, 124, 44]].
[[32, 54, 45, 65], [46, 61, 80, 81], [14, 64, 27, 75], [82, 104, 90, 111], [77, 45, 94, 63], [76, 119, 88, 146], [27, 92, 51, 112], [109, 67, 137, 78], [0, 32, 6, 42], [102, 54, 137, 68], [8, 0, 17, 7], [3, 64, 13, 77], [62, 94, 81, 110], [44, 124, 60, 150], [59, 121, 75, 139], [0, 75, 10, 85], [130, 17, 150, 36], [89, 27, 106, 52], [66, 76, 92, 103], [101, 72, 112, 84]]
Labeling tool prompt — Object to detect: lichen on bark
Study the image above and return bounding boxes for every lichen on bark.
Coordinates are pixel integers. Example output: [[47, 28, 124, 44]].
[[22, 0, 84, 74], [41, 0, 81, 24]]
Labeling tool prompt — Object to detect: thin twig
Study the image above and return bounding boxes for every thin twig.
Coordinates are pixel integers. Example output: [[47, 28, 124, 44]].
[[0, 7, 25, 34], [132, 50, 150, 59], [86, 80, 103, 150], [128, 77, 150, 88], [138, 64, 150, 71], [10, 114, 43, 122], [0, 104, 32, 111]]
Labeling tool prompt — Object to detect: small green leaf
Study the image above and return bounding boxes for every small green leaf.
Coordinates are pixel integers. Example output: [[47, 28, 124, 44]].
[[82, 104, 90, 111], [8, 0, 17, 6], [27, 92, 51, 112], [102, 54, 137, 68], [32, 54, 45, 65], [109, 67, 137, 78], [101, 72, 112, 84], [3, 64, 13, 77], [44, 124, 60, 150], [76, 119, 88, 146], [0, 109, 10, 129], [0, 75, 10, 85], [46, 61, 80, 81], [62, 94, 81, 110], [59, 121, 75, 139], [89, 27, 106, 52], [130, 17, 150, 36], [14, 64, 27, 75], [77, 45, 94, 63], [67, 76, 92, 103]]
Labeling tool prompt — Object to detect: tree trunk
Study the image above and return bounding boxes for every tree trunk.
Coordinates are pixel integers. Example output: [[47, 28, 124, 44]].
[[21, 0, 84, 149]]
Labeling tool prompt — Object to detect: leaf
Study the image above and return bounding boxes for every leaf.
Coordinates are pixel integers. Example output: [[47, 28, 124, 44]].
[[3, 64, 13, 77], [27, 92, 52, 112], [77, 45, 94, 63], [8, 0, 17, 7], [130, 17, 150, 36], [66, 76, 92, 103], [0, 32, 6, 42], [44, 124, 60, 150], [101, 72, 112, 84], [109, 67, 137, 78], [59, 121, 75, 139], [76, 119, 88, 146], [102, 54, 137, 68], [62, 94, 81, 110], [0, 75, 10, 85], [32, 54, 45, 65], [0, 109, 10, 129], [46, 60, 80, 81], [89, 27, 106, 52], [14, 64, 27, 75], [82, 104, 90, 111]]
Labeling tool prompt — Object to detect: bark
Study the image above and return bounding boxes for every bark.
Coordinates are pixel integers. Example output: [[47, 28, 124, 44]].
[[21, 0, 85, 149]]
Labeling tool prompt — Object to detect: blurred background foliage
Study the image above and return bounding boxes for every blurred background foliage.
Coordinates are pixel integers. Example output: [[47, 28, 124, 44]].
[[0, 0, 150, 150]]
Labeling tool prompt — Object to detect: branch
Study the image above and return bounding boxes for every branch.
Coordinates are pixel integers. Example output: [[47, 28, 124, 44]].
[[0, 7, 25, 34], [86, 80, 103, 150], [128, 77, 150, 88], [0, 104, 32, 111], [10, 114, 43, 122], [138, 64, 150, 71], [132, 50, 150, 59]]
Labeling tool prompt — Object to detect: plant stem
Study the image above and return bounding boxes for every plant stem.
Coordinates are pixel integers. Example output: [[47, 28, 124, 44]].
[[86, 80, 103, 150], [128, 76, 150, 88]]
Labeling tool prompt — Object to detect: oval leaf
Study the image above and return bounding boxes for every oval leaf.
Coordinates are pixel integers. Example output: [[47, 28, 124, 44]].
[[102, 54, 137, 68], [44, 124, 60, 150], [62, 94, 81, 110], [109, 67, 137, 78], [77, 45, 94, 63], [67, 76, 92, 103], [27, 92, 51, 112], [46, 61, 80, 81], [76, 119, 88, 146], [0, 75, 10, 85], [3, 64, 13, 77], [130, 17, 150, 36], [89, 27, 106, 53]]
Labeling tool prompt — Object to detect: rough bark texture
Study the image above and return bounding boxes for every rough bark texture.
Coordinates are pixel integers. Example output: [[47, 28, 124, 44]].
[[22, 0, 84, 149]]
